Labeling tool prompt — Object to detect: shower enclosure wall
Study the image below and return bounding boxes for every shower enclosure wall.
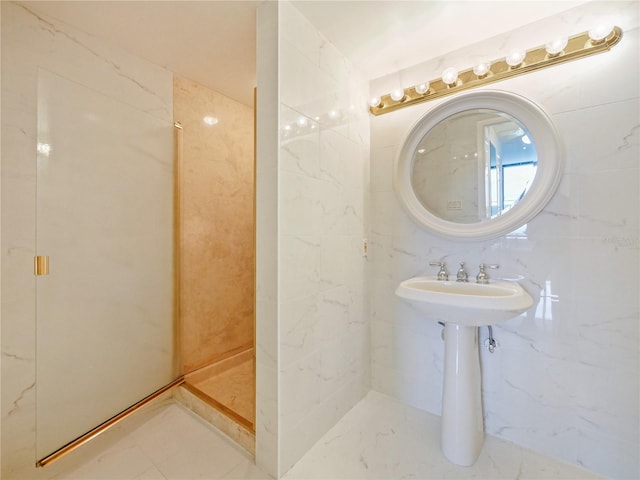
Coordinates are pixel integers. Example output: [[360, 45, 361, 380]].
[[35, 67, 178, 463], [173, 75, 256, 442], [2, 3, 178, 476]]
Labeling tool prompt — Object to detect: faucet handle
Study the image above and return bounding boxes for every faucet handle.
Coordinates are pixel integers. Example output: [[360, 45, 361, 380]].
[[429, 261, 449, 281], [476, 263, 499, 284], [456, 262, 468, 282]]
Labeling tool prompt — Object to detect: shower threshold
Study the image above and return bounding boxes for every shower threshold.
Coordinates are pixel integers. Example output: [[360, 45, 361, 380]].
[[176, 348, 255, 454]]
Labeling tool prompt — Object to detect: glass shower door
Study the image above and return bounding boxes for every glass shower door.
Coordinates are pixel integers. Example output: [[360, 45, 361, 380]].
[[35, 68, 177, 459]]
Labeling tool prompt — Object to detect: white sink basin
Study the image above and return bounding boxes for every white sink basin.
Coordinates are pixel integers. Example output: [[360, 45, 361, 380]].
[[395, 275, 534, 466], [395, 276, 533, 326]]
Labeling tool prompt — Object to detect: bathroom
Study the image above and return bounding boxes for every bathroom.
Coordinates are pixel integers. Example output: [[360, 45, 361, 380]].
[[1, 0, 638, 479]]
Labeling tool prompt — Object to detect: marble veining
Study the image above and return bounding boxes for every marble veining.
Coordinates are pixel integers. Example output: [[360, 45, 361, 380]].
[[272, 1, 371, 475], [4, 391, 599, 480], [1, 2, 174, 476]]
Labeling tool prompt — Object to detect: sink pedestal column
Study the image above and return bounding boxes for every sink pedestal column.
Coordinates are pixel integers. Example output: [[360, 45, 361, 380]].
[[441, 323, 484, 466]]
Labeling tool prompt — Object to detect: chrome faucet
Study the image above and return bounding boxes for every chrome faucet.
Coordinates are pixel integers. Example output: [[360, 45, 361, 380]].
[[456, 262, 468, 282], [429, 261, 449, 281], [476, 263, 499, 284]]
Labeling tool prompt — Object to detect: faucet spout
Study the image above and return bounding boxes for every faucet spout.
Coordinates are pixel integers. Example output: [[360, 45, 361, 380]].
[[456, 262, 468, 282]]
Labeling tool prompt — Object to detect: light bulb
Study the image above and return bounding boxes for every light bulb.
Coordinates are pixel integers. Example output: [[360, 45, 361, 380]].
[[473, 63, 490, 77], [328, 110, 339, 119], [369, 96, 382, 108], [415, 82, 429, 94], [296, 116, 308, 127], [37, 142, 52, 156], [442, 67, 458, 86], [588, 25, 614, 42], [505, 50, 526, 67], [521, 134, 531, 145], [390, 88, 406, 102], [203, 115, 219, 126], [545, 37, 568, 56]]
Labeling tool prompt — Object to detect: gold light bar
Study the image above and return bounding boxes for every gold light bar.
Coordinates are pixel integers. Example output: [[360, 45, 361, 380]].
[[370, 26, 623, 116]]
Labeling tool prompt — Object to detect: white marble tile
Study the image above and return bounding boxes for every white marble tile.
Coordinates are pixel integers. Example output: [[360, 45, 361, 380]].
[[521, 173, 580, 239], [10, 392, 613, 480], [576, 169, 639, 237], [279, 171, 326, 237], [52, 445, 155, 480], [280, 39, 340, 121], [276, 3, 372, 475], [283, 391, 601, 480], [279, 234, 322, 301], [135, 465, 167, 480], [280, 134, 320, 178], [279, 1, 322, 67], [5, 3, 172, 121], [1, 2, 174, 477], [369, 146, 395, 194], [576, 423, 640, 479], [556, 98, 640, 176], [577, 26, 640, 109]]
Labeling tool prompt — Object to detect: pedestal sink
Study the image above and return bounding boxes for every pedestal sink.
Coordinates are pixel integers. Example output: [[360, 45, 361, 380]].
[[395, 276, 533, 466]]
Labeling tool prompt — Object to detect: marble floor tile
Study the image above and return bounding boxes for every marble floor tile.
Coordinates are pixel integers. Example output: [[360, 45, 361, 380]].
[[43, 391, 600, 480], [284, 391, 603, 480]]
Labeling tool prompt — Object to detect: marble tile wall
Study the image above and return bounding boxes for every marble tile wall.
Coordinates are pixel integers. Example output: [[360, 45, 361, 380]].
[[256, 1, 371, 476], [173, 75, 255, 373], [1, 3, 173, 478], [369, 2, 639, 478], [277, 2, 371, 474]]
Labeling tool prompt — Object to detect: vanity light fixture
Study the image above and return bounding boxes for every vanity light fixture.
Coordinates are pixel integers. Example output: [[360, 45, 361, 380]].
[[472, 63, 491, 78], [369, 25, 623, 116], [505, 50, 526, 67], [390, 88, 406, 102], [442, 67, 459, 86], [415, 82, 430, 94], [369, 96, 382, 108], [545, 37, 568, 56], [588, 24, 614, 43]]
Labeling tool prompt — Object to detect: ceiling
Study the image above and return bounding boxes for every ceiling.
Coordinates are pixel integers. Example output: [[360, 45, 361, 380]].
[[19, 1, 588, 107]]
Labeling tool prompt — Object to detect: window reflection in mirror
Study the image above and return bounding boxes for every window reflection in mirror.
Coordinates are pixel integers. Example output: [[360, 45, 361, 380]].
[[411, 109, 537, 224]]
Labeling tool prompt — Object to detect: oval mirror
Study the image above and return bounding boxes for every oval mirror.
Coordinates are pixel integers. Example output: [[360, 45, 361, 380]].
[[394, 90, 563, 241]]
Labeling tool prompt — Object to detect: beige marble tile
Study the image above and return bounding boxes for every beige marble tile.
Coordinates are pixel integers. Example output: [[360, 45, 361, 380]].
[[173, 75, 255, 373], [173, 386, 255, 456], [188, 354, 255, 425]]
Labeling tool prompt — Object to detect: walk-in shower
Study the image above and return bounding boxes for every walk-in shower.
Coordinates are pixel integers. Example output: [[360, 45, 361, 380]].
[[33, 71, 256, 467]]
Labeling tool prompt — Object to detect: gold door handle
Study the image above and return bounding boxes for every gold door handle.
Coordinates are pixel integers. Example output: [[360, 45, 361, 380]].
[[34, 256, 49, 276]]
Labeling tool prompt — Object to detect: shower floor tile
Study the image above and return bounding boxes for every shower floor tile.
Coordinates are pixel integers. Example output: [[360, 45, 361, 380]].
[[189, 356, 255, 426]]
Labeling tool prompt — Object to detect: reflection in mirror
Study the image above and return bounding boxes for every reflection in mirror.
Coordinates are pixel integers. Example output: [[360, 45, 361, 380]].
[[411, 109, 537, 224], [394, 90, 563, 241]]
